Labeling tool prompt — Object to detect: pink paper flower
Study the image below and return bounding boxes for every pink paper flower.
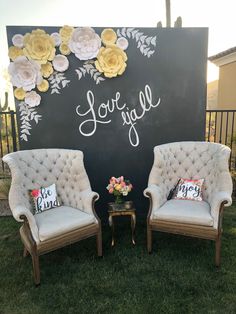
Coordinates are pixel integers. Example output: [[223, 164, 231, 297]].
[[31, 189, 40, 198]]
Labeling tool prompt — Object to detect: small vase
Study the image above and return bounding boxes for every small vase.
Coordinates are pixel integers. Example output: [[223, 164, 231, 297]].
[[115, 194, 123, 205]]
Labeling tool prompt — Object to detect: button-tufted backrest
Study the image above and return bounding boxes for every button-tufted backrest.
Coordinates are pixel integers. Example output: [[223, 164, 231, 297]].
[[148, 141, 231, 203], [3, 149, 91, 212]]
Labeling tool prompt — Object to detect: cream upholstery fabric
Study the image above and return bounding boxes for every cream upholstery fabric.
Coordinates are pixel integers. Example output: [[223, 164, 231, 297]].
[[144, 142, 232, 229], [153, 199, 213, 226], [3, 149, 99, 244], [35, 206, 96, 241]]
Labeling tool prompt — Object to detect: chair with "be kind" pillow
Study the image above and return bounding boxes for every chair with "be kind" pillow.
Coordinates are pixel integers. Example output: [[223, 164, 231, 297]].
[[3, 148, 102, 285]]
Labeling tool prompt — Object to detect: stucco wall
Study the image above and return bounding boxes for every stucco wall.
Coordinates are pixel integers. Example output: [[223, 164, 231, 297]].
[[218, 61, 236, 109]]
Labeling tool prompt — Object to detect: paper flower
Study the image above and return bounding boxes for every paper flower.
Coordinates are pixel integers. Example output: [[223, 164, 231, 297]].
[[52, 54, 69, 72], [59, 25, 74, 43], [12, 34, 24, 48], [95, 45, 127, 78], [37, 79, 49, 92], [41, 62, 53, 78], [59, 43, 71, 55], [68, 27, 101, 60], [8, 46, 24, 61], [50, 32, 61, 47], [101, 29, 117, 46], [23, 29, 56, 64], [25, 91, 41, 107], [14, 88, 26, 100], [31, 189, 40, 198], [8, 56, 43, 91], [116, 37, 129, 50]]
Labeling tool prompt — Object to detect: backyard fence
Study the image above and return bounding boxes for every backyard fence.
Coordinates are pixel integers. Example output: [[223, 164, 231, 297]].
[[0, 109, 236, 176], [0, 111, 18, 177], [205, 110, 236, 171]]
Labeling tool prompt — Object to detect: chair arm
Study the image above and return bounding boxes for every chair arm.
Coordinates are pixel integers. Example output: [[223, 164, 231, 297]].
[[143, 184, 166, 219], [12, 205, 40, 244], [80, 189, 99, 217], [210, 191, 232, 229]]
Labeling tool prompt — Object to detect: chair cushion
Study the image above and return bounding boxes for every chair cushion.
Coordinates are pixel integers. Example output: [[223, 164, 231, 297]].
[[35, 206, 96, 242], [152, 199, 213, 226]]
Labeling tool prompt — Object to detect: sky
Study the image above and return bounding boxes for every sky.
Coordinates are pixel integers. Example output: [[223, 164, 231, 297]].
[[0, 0, 236, 106]]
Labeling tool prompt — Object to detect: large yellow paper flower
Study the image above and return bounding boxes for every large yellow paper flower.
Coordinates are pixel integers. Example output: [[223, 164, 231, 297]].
[[59, 43, 71, 55], [37, 79, 49, 92], [95, 45, 127, 78], [14, 87, 26, 100], [8, 46, 24, 61], [59, 25, 74, 43], [101, 29, 117, 46], [41, 62, 53, 78], [23, 29, 56, 64]]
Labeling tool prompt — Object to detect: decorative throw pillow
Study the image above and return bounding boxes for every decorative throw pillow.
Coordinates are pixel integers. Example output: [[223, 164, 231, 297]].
[[30, 183, 60, 214], [174, 178, 204, 201]]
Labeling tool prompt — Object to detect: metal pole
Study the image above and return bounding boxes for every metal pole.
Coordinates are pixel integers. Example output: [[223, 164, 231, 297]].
[[10, 110, 17, 152]]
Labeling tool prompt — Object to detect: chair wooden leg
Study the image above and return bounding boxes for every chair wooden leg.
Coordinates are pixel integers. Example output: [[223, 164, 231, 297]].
[[215, 236, 221, 267], [32, 253, 40, 286], [96, 228, 103, 257], [23, 246, 29, 257], [147, 226, 152, 253]]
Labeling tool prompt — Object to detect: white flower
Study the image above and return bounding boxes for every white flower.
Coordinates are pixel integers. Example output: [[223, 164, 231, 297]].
[[8, 56, 43, 91], [52, 54, 69, 72], [116, 37, 129, 50], [51, 32, 61, 47], [68, 27, 101, 60], [25, 91, 41, 107], [12, 34, 24, 48]]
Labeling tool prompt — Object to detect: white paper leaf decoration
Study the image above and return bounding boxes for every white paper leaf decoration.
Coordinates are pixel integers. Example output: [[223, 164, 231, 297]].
[[151, 36, 156, 46], [117, 29, 122, 37], [121, 27, 127, 37]]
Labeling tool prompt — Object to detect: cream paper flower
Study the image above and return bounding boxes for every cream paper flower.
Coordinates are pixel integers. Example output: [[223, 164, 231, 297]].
[[68, 27, 101, 60], [25, 91, 41, 107], [116, 37, 129, 50], [8, 56, 43, 91], [23, 29, 56, 64], [95, 45, 127, 78], [101, 29, 117, 46], [12, 34, 24, 48], [51, 32, 61, 47], [52, 54, 69, 72]]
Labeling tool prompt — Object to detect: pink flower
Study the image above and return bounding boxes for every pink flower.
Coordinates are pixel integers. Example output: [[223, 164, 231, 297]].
[[109, 188, 114, 194], [120, 176, 124, 182], [31, 189, 40, 198]]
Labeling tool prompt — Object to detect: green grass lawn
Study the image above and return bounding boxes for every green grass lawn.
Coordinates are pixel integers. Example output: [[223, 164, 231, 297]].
[[0, 205, 236, 314]]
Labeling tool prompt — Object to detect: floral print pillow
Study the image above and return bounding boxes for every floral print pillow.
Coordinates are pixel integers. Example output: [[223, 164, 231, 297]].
[[174, 178, 204, 201], [30, 183, 60, 214]]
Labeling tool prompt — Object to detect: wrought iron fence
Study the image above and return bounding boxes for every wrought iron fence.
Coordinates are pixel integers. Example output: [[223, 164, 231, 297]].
[[0, 109, 236, 175], [205, 110, 236, 170]]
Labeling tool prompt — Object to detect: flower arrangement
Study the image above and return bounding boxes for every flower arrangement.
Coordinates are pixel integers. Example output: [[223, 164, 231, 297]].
[[8, 28, 70, 107], [107, 176, 133, 204]]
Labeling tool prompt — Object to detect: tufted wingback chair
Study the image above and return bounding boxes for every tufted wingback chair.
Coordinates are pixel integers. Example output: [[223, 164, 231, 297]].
[[3, 148, 102, 285], [144, 141, 232, 266]]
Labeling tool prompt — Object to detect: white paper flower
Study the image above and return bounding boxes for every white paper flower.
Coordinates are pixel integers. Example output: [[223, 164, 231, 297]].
[[12, 34, 24, 48], [116, 37, 129, 50], [52, 54, 69, 72], [8, 56, 43, 91], [68, 27, 101, 60], [51, 32, 61, 47], [25, 91, 41, 107]]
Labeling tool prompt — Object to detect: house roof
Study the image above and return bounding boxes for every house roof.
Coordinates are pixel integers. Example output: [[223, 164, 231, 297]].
[[209, 47, 236, 67]]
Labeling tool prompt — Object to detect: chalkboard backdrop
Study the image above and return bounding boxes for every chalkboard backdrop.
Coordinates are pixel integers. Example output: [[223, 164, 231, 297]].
[[7, 26, 208, 216]]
